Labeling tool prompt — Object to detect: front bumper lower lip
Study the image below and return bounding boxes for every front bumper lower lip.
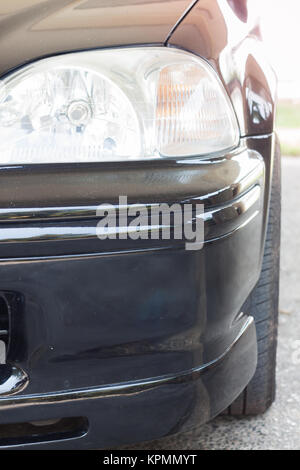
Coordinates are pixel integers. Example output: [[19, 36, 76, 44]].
[[0, 317, 257, 449], [0, 317, 253, 404]]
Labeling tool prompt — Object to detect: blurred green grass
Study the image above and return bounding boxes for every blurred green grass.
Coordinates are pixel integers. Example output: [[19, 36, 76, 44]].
[[278, 144, 300, 156], [276, 102, 300, 156], [276, 102, 300, 128]]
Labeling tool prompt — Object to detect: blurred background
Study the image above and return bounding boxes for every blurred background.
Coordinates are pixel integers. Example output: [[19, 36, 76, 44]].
[[258, 0, 300, 155]]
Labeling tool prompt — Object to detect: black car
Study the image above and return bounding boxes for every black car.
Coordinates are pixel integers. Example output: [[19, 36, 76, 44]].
[[0, 0, 280, 449]]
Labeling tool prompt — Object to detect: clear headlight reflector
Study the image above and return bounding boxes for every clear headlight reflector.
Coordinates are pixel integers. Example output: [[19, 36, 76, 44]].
[[0, 48, 239, 164]]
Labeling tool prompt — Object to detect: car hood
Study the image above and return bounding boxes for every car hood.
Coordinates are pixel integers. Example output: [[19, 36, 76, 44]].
[[0, 0, 195, 77]]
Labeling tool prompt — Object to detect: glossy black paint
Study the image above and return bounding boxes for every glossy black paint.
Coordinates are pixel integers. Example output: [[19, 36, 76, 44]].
[[0, 139, 264, 258], [0, 0, 276, 449], [0, 0, 192, 74]]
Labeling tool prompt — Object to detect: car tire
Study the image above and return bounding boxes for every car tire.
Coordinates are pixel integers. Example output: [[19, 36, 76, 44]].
[[224, 136, 281, 415]]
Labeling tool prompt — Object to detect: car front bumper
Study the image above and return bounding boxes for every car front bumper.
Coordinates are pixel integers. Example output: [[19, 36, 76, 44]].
[[0, 133, 274, 448]]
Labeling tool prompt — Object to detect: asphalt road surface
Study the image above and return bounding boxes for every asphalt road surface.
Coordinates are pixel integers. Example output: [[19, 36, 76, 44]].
[[124, 156, 300, 450]]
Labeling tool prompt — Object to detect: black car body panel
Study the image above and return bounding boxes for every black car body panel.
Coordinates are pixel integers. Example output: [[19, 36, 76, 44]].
[[0, 0, 276, 448]]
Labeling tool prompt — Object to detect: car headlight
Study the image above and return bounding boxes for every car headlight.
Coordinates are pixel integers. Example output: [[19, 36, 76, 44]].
[[0, 48, 239, 164]]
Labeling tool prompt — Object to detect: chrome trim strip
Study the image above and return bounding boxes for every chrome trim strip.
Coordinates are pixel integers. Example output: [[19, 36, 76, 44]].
[[0, 365, 29, 396], [0, 185, 261, 244], [204, 185, 261, 224], [0, 203, 158, 223]]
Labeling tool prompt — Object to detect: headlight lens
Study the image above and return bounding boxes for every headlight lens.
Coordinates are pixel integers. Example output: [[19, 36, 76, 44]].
[[0, 48, 239, 164]]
